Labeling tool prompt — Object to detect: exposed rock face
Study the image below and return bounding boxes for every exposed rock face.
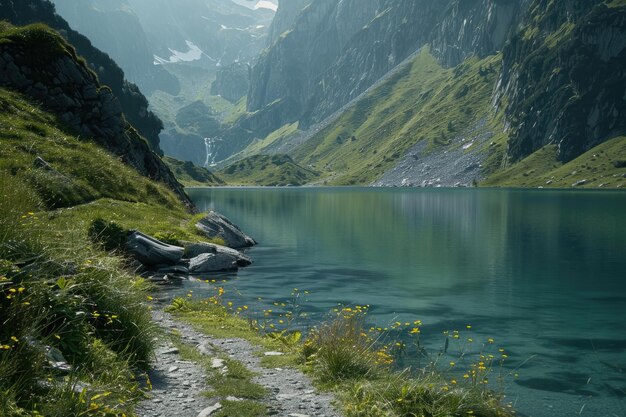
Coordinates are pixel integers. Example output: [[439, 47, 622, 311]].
[[495, 0, 626, 163], [196, 211, 256, 249], [0, 25, 191, 208], [245, 0, 532, 136], [267, 0, 311, 46], [211, 62, 249, 103], [430, 0, 532, 67], [49, 0, 179, 95], [0, 0, 165, 153]]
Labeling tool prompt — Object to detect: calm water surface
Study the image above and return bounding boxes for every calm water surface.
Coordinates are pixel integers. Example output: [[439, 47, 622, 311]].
[[185, 187, 626, 417]]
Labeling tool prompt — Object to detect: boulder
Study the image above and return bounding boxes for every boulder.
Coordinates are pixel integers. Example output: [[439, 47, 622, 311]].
[[126, 231, 184, 266], [196, 211, 256, 249], [188, 252, 241, 273], [183, 242, 251, 267]]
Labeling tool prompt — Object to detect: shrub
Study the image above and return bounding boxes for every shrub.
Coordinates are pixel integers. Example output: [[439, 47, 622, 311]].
[[88, 218, 129, 252], [305, 308, 384, 384]]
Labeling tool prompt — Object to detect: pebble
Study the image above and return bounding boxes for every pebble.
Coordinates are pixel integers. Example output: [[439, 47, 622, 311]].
[[264, 351, 285, 356]]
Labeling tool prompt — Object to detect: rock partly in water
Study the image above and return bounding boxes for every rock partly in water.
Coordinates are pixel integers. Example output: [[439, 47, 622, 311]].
[[188, 252, 242, 273], [183, 241, 251, 267], [126, 231, 184, 266], [196, 211, 256, 249]]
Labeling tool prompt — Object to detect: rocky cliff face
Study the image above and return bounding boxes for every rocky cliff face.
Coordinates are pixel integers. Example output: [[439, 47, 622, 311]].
[[0, 0, 165, 154], [211, 62, 250, 103], [50, 0, 179, 95], [246, 0, 533, 134], [0, 23, 192, 208], [267, 0, 311, 46], [495, 0, 626, 163], [430, 0, 532, 67], [245, 0, 382, 134]]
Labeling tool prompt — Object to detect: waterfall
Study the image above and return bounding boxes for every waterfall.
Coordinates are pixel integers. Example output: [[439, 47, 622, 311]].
[[203, 137, 221, 168]]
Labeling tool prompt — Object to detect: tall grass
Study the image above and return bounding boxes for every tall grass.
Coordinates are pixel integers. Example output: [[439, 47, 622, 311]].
[[0, 174, 156, 416]]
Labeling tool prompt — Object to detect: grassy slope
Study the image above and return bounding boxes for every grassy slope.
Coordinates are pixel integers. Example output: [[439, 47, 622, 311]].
[[224, 121, 301, 164], [482, 137, 626, 188], [0, 87, 209, 416], [218, 154, 318, 186], [163, 156, 225, 187], [289, 48, 504, 185]]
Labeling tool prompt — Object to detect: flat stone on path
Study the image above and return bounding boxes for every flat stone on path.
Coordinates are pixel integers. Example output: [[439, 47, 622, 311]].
[[197, 403, 222, 417]]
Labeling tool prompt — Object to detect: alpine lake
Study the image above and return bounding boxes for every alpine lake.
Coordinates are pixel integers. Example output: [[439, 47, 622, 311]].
[[176, 187, 626, 417]]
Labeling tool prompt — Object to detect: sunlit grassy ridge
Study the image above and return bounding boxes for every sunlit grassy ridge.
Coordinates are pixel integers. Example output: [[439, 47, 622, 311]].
[[289, 49, 503, 185], [163, 156, 225, 187], [218, 154, 318, 186], [0, 87, 202, 416], [482, 137, 626, 188]]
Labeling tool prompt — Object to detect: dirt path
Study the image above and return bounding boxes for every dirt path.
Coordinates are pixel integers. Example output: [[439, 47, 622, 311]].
[[137, 310, 341, 417]]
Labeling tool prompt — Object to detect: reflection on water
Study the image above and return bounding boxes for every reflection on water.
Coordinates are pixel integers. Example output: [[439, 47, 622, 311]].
[[186, 187, 626, 417]]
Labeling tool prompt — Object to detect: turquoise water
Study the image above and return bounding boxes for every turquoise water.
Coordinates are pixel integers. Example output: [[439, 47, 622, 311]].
[[185, 187, 626, 417]]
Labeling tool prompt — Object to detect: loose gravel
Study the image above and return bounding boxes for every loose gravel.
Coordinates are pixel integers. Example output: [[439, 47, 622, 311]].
[[137, 310, 342, 417]]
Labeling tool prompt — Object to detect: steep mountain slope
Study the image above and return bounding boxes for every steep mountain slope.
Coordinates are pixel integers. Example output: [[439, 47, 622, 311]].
[[234, 0, 626, 188], [495, 0, 626, 163], [289, 49, 501, 186], [0, 0, 165, 153], [245, 0, 531, 137], [0, 22, 191, 206], [50, 0, 179, 95]]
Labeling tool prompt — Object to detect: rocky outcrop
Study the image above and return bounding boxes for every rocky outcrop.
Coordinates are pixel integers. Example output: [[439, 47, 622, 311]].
[[0, 0, 165, 153], [0, 24, 191, 208], [267, 0, 312, 46], [196, 211, 256, 249], [211, 62, 250, 103], [494, 0, 626, 163], [125, 231, 252, 281]]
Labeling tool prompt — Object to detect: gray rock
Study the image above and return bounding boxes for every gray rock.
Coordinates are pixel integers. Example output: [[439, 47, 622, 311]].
[[197, 403, 222, 417], [183, 242, 251, 267], [188, 253, 239, 273], [196, 211, 256, 249], [126, 232, 184, 266], [156, 265, 190, 275]]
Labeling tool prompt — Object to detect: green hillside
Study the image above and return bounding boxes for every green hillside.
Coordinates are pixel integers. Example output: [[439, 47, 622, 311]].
[[218, 154, 318, 186], [289, 49, 504, 185], [483, 137, 626, 188], [0, 87, 206, 416], [164, 156, 225, 187]]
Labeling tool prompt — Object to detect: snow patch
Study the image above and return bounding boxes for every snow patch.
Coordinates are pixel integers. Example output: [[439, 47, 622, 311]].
[[153, 41, 205, 65], [255, 0, 277, 12]]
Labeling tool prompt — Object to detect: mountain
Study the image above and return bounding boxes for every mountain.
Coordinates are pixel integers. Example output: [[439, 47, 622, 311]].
[[0, 0, 166, 154], [49, 0, 180, 95], [0, 17, 190, 206], [227, 0, 626, 188]]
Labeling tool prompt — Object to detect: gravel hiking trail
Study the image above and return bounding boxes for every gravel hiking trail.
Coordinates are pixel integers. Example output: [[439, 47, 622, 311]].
[[137, 310, 342, 417]]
